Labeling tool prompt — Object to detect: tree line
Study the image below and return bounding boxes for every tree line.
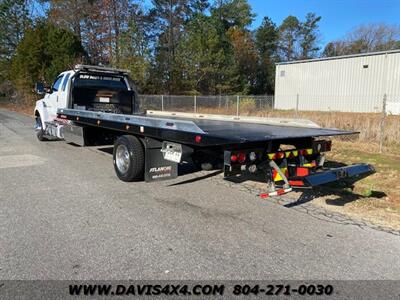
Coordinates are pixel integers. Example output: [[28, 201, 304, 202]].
[[1, 0, 400, 100]]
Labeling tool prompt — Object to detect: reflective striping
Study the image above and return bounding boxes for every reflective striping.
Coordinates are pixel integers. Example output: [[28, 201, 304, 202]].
[[273, 167, 288, 182], [259, 188, 293, 198], [267, 148, 315, 160]]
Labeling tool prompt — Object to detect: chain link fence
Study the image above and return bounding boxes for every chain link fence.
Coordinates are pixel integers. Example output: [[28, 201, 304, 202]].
[[138, 94, 400, 152], [138, 95, 275, 116]]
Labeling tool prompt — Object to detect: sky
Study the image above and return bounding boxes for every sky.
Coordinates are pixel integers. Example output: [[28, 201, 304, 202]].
[[143, 0, 400, 46], [249, 0, 400, 45]]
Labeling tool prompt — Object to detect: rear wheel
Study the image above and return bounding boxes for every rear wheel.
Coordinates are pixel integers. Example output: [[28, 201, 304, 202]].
[[35, 114, 47, 141], [113, 135, 144, 182]]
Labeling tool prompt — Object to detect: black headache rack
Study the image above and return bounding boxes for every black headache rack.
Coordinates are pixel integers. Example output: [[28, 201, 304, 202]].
[[57, 108, 375, 196]]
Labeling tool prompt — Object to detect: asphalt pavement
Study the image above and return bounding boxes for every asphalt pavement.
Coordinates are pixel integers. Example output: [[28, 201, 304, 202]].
[[0, 108, 399, 280]]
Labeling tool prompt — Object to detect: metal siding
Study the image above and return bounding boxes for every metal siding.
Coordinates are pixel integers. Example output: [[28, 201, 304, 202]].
[[275, 52, 400, 113]]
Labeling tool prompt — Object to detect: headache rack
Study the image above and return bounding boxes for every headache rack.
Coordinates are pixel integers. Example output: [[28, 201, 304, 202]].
[[74, 64, 131, 75]]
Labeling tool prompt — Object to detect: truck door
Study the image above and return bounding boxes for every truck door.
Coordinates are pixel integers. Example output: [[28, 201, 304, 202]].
[[44, 74, 64, 119]]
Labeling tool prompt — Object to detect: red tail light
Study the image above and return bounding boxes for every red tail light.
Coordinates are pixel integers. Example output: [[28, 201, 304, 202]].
[[231, 154, 238, 162], [238, 152, 246, 163], [195, 135, 202, 143], [300, 149, 308, 156], [276, 152, 285, 159]]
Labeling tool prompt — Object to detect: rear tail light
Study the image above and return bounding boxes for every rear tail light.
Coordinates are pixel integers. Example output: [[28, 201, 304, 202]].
[[238, 152, 246, 163], [230, 152, 247, 164], [195, 135, 202, 143]]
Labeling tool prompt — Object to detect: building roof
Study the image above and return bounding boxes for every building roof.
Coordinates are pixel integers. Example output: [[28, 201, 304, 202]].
[[276, 49, 400, 66]]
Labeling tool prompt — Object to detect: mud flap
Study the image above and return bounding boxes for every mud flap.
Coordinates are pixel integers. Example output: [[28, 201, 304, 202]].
[[142, 137, 178, 182]]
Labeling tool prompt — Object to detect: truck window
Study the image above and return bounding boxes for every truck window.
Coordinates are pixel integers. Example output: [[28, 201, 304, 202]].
[[52, 75, 64, 93], [62, 73, 71, 91], [74, 74, 127, 90]]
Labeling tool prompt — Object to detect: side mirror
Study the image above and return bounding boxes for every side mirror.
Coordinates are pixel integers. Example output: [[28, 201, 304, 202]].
[[34, 82, 45, 95], [34, 82, 51, 95]]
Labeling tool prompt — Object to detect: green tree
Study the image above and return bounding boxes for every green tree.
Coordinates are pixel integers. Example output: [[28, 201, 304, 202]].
[[278, 16, 300, 61], [0, 0, 31, 81], [149, 0, 198, 93], [299, 13, 321, 59], [227, 26, 257, 94], [0, 0, 30, 60], [118, 4, 153, 92], [205, 0, 255, 94], [173, 13, 219, 94], [10, 21, 84, 94], [254, 16, 278, 94]]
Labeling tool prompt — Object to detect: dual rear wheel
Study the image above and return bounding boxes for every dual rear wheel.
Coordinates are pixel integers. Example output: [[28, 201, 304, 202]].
[[113, 135, 145, 182]]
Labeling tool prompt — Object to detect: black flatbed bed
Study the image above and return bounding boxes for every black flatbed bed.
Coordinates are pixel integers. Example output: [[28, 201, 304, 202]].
[[58, 109, 357, 147], [153, 115, 355, 142]]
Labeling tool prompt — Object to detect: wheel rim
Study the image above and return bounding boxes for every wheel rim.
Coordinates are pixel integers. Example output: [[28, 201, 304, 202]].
[[116, 144, 131, 174]]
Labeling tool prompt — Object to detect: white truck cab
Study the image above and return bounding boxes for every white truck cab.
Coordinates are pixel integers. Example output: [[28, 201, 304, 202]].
[[33, 65, 136, 141], [34, 70, 74, 140]]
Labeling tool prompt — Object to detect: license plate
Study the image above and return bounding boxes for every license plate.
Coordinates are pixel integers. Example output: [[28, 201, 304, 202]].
[[161, 142, 182, 163]]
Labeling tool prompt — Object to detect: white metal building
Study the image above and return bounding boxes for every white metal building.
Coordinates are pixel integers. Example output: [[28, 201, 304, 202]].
[[274, 50, 400, 114]]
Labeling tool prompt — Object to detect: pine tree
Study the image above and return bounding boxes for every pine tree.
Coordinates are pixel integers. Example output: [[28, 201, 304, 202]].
[[278, 16, 300, 61], [299, 13, 321, 59]]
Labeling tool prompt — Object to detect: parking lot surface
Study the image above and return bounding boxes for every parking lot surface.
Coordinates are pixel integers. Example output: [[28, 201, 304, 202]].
[[1, 108, 399, 280]]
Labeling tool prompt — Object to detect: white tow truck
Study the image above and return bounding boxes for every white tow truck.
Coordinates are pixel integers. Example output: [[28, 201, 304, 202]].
[[33, 65, 374, 197]]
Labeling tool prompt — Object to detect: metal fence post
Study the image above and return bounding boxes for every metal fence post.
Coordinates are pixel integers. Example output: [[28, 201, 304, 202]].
[[379, 93, 387, 153], [194, 95, 197, 113], [271, 95, 275, 111], [161, 95, 164, 111], [236, 95, 240, 116]]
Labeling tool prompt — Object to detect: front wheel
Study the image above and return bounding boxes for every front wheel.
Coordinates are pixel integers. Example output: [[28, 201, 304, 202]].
[[113, 135, 145, 182], [35, 115, 47, 141]]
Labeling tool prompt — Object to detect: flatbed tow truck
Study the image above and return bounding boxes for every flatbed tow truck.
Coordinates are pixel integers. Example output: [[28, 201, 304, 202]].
[[34, 65, 374, 197]]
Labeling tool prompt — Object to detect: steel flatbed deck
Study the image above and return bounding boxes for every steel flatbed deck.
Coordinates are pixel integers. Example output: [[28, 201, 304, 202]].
[[58, 108, 356, 147]]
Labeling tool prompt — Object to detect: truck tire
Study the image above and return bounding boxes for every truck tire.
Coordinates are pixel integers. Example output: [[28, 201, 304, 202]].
[[113, 135, 144, 182], [35, 114, 47, 141]]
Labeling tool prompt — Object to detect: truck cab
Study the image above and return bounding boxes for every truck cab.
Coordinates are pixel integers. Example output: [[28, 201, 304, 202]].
[[34, 65, 138, 140]]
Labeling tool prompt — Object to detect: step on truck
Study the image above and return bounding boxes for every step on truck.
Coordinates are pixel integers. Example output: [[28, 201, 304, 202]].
[[34, 65, 375, 197]]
